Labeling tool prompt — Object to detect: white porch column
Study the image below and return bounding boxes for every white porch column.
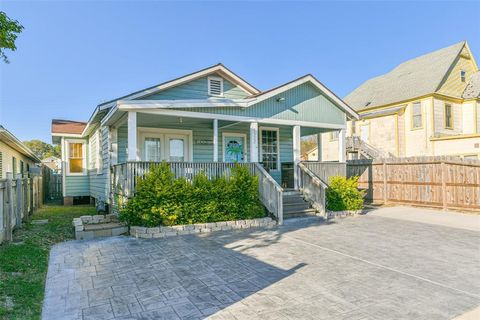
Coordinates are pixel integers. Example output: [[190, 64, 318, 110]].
[[338, 128, 346, 163], [293, 125, 301, 189], [317, 133, 322, 162], [213, 119, 219, 162], [250, 122, 259, 162], [127, 111, 138, 161]]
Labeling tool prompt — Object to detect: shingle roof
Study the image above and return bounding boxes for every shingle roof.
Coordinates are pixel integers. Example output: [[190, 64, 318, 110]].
[[51, 119, 87, 134], [344, 41, 466, 111], [463, 71, 480, 99]]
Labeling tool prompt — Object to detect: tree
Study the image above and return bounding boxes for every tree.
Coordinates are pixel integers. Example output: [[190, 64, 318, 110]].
[[301, 135, 318, 158], [0, 11, 24, 63], [23, 140, 61, 160]]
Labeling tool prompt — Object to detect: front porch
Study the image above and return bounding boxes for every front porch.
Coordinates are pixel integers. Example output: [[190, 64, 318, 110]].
[[108, 112, 347, 223]]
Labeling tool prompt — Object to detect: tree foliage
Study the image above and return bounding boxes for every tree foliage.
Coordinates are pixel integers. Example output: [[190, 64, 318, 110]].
[[23, 140, 61, 160], [301, 135, 318, 159], [0, 11, 24, 63]]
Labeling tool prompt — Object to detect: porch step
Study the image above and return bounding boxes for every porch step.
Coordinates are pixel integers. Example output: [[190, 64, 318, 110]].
[[282, 192, 318, 219]]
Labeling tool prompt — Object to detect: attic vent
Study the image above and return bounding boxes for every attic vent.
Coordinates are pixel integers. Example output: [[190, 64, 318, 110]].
[[208, 76, 223, 96]]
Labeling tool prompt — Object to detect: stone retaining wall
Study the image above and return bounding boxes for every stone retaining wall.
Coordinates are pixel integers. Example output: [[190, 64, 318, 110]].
[[131, 217, 276, 239], [73, 214, 128, 240], [327, 210, 364, 219]]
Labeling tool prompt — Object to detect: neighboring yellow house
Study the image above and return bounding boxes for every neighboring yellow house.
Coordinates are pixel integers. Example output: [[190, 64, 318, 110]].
[[319, 41, 480, 161], [0, 126, 41, 178]]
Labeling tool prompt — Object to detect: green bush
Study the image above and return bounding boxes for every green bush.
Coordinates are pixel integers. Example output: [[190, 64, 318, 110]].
[[326, 176, 364, 211], [119, 162, 265, 227]]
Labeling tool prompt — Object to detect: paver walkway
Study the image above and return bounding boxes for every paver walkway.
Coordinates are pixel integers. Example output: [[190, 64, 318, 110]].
[[43, 208, 480, 320]]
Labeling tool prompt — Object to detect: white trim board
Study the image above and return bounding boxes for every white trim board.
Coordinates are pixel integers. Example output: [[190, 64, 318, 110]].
[[116, 108, 347, 130]]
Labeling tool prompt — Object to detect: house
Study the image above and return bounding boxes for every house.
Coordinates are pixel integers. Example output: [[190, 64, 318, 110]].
[[42, 156, 62, 174], [51, 64, 358, 215], [318, 41, 480, 160], [0, 125, 41, 178]]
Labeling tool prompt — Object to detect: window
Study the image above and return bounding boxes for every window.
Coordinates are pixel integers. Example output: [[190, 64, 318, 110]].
[[96, 130, 103, 174], [412, 102, 422, 129], [330, 131, 339, 141], [460, 70, 466, 82], [445, 104, 453, 129], [12, 157, 17, 175], [260, 128, 279, 171], [169, 139, 185, 162], [208, 76, 223, 96], [68, 142, 84, 174], [20, 160, 24, 177], [144, 138, 161, 162]]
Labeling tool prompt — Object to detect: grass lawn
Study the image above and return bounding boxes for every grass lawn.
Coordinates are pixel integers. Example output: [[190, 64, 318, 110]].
[[0, 205, 96, 320]]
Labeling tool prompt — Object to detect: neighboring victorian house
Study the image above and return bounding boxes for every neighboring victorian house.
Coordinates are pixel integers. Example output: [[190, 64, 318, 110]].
[[51, 64, 358, 210], [319, 41, 479, 160], [0, 125, 41, 178]]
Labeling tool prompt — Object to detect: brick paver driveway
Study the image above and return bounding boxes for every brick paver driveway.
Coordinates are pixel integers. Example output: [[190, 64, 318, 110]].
[[43, 210, 480, 320]]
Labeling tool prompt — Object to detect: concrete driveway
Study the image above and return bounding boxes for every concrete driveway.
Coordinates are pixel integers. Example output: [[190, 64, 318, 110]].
[[43, 207, 480, 320]]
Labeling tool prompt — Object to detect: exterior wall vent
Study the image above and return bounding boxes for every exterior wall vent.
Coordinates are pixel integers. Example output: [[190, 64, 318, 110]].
[[208, 76, 223, 97]]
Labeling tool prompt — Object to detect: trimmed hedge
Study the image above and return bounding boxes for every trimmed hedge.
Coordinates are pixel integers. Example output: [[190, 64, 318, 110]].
[[326, 176, 364, 211], [119, 162, 265, 227]]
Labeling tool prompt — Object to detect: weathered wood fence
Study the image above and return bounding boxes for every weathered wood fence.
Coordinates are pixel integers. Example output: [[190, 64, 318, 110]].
[[0, 173, 43, 243], [347, 156, 480, 211], [42, 165, 62, 201]]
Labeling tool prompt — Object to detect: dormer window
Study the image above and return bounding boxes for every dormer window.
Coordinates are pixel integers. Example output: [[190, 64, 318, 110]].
[[208, 76, 223, 97], [460, 70, 466, 82]]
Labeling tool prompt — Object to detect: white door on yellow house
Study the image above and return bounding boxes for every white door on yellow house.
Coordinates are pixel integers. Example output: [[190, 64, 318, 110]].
[[360, 125, 370, 143]]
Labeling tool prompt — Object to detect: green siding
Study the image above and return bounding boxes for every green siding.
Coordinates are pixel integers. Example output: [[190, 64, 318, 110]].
[[139, 76, 249, 100], [89, 127, 109, 202], [179, 82, 346, 125], [65, 176, 90, 196]]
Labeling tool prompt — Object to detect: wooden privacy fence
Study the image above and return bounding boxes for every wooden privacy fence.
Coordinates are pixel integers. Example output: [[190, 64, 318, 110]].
[[42, 165, 62, 201], [0, 173, 43, 244], [302, 161, 347, 183], [347, 156, 480, 211]]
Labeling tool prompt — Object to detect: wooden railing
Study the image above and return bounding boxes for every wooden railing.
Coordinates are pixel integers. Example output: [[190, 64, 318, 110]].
[[302, 161, 346, 184], [111, 161, 284, 223], [298, 163, 328, 217], [253, 163, 284, 224]]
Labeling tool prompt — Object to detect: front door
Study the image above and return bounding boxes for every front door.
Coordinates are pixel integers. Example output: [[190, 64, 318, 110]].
[[223, 135, 246, 163], [165, 134, 189, 162]]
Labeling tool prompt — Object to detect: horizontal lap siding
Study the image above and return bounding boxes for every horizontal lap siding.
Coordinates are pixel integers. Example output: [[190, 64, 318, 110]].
[[65, 176, 90, 196], [89, 127, 109, 202], [180, 82, 346, 125], [139, 76, 249, 100]]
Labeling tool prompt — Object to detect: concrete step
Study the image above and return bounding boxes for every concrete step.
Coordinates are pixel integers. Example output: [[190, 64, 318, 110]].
[[283, 202, 311, 212], [284, 208, 318, 219]]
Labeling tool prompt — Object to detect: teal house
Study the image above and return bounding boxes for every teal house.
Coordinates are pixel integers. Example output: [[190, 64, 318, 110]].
[[51, 64, 358, 221]]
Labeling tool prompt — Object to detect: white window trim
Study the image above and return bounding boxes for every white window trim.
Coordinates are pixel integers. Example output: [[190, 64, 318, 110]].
[[137, 127, 193, 162], [259, 127, 280, 171], [208, 76, 224, 97], [222, 132, 248, 162], [65, 139, 87, 176], [96, 130, 103, 175]]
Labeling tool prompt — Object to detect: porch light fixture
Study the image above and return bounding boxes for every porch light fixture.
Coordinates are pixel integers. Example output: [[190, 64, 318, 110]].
[[276, 97, 285, 102]]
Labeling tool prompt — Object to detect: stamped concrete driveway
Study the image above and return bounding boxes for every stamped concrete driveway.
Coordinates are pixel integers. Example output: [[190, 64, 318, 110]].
[[43, 208, 480, 320]]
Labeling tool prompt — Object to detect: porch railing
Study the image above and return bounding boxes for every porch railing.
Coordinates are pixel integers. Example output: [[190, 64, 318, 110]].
[[110, 161, 283, 223], [301, 161, 346, 183], [298, 163, 328, 217]]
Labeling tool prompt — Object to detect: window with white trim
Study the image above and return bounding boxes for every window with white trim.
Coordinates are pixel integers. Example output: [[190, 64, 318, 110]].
[[260, 128, 279, 171], [68, 142, 85, 174], [96, 130, 103, 174], [445, 103, 453, 129], [460, 70, 466, 82], [208, 76, 223, 96], [412, 102, 422, 129]]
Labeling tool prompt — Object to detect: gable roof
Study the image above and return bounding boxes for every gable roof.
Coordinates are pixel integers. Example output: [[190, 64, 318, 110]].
[[463, 71, 480, 99], [345, 41, 469, 111], [51, 119, 87, 135], [97, 63, 260, 109], [0, 126, 41, 163]]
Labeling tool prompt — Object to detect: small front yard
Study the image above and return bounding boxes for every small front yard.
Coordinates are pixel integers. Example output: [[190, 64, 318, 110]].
[[0, 205, 96, 320]]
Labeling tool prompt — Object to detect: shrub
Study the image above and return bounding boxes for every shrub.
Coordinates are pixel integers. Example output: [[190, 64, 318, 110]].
[[119, 162, 265, 227], [326, 176, 364, 211]]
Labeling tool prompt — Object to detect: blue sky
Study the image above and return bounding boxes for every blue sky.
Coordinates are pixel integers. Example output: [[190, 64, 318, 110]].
[[1, 1, 479, 143]]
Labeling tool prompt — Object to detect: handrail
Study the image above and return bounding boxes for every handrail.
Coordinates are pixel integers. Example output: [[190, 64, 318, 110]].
[[253, 163, 283, 224], [298, 163, 328, 218]]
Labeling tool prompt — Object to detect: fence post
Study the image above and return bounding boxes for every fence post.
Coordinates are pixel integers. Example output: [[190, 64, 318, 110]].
[[441, 161, 447, 210], [383, 161, 388, 204], [15, 174, 23, 227], [5, 173, 13, 242]]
